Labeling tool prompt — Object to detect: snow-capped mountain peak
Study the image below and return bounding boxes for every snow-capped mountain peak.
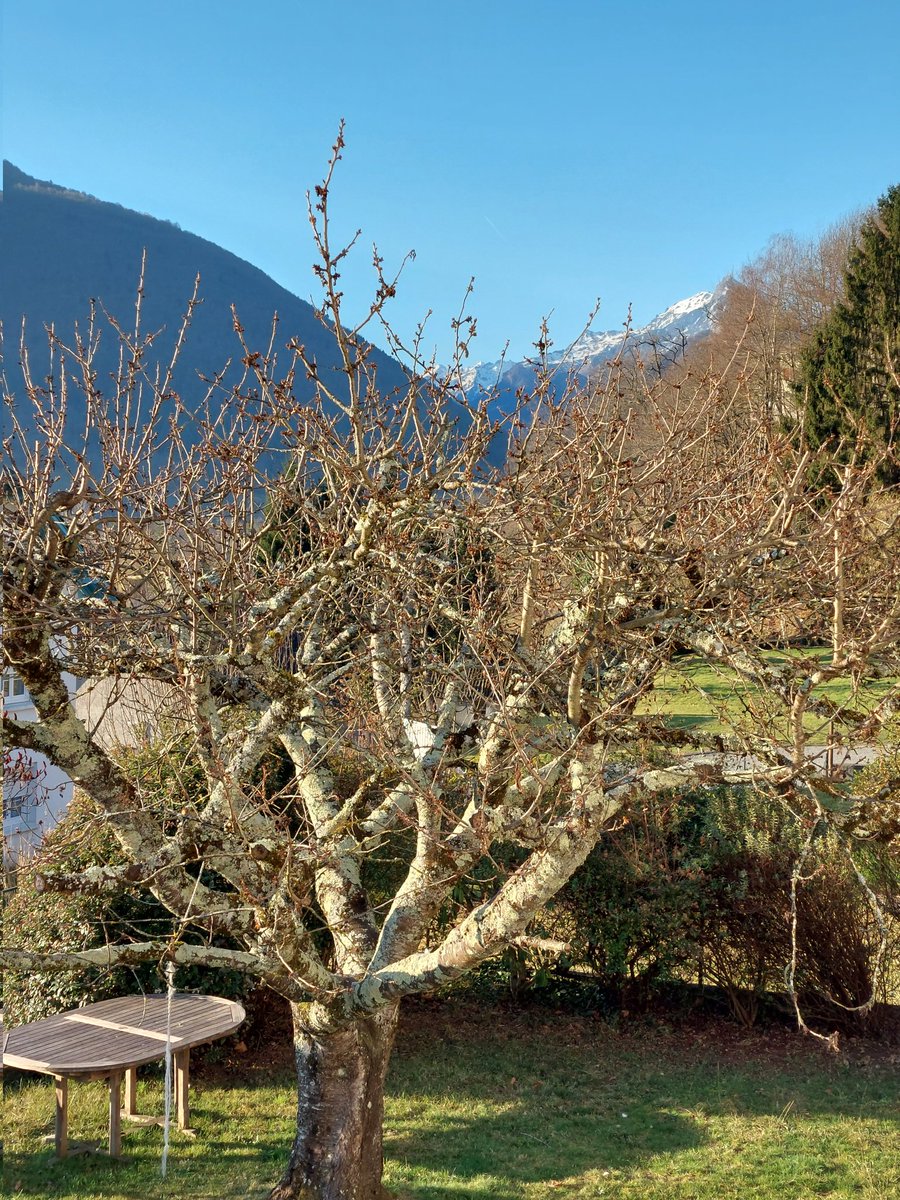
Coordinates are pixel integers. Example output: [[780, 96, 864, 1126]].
[[640, 289, 716, 338], [450, 286, 723, 397]]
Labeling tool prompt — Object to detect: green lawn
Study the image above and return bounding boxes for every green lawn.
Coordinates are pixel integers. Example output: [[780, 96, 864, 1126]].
[[4, 1003, 898, 1199], [637, 648, 897, 739]]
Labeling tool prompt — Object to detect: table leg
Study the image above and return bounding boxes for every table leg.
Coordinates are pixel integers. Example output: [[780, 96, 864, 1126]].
[[123, 1066, 138, 1117], [108, 1072, 122, 1157], [175, 1049, 190, 1129], [54, 1075, 68, 1158]]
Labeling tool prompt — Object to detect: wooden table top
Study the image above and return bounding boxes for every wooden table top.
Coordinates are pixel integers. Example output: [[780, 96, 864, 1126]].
[[2, 993, 245, 1078]]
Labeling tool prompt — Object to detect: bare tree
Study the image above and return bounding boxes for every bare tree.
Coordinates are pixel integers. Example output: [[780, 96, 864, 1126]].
[[3, 137, 898, 1200], [688, 217, 861, 427]]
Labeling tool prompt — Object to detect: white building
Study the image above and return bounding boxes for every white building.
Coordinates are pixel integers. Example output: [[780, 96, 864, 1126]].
[[3, 670, 182, 864], [2, 669, 76, 863]]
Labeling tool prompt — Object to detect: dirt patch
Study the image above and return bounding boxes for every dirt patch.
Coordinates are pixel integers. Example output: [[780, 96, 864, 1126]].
[[195, 986, 294, 1083], [196, 990, 900, 1087], [394, 994, 900, 1074]]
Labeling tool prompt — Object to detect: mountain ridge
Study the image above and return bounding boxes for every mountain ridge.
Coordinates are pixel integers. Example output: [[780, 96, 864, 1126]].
[[2, 162, 723, 462], [453, 287, 723, 398], [0, 161, 414, 469]]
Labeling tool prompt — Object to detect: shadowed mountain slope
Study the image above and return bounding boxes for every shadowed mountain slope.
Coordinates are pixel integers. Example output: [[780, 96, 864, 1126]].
[[1, 162, 410, 468]]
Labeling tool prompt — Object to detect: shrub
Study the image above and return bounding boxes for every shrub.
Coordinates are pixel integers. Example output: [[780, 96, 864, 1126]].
[[540, 791, 714, 1009], [529, 785, 896, 1027], [2, 789, 252, 1027]]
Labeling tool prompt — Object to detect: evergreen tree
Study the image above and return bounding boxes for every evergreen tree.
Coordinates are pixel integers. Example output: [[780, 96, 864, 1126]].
[[799, 184, 900, 481]]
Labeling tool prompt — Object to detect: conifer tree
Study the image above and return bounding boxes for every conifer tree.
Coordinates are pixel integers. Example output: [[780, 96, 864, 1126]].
[[800, 184, 899, 481]]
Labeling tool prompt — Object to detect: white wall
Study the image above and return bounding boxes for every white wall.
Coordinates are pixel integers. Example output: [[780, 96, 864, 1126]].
[[3, 670, 76, 862]]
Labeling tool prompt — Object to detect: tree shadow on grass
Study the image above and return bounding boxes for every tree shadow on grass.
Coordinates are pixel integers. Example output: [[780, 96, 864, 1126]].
[[6, 1017, 898, 1200], [3, 1058, 700, 1200], [383, 1099, 699, 1199], [1, 1069, 292, 1200], [2, 1135, 285, 1200], [382, 1033, 704, 1200], [380, 1014, 900, 1199], [661, 713, 718, 731]]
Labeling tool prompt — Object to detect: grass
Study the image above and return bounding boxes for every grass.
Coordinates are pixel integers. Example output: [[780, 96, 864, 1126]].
[[3, 1002, 898, 1199], [0, 1067, 298, 1199], [636, 648, 896, 738]]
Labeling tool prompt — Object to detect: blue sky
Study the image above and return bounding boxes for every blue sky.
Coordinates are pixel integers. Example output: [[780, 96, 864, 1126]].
[[2, 0, 899, 361]]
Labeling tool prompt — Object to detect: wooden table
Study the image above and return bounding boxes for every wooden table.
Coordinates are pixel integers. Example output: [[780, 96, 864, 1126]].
[[2, 993, 245, 1157]]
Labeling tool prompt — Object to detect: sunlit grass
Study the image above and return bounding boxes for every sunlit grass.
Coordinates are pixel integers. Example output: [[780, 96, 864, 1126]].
[[637, 648, 896, 739], [4, 1006, 898, 1199], [383, 1014, 900, 1199], [1, 1067, 297, 1199]]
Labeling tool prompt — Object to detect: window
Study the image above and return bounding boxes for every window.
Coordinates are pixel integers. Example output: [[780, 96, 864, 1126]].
[[2, 672, 26, 699], [4, 793, 30, 820]]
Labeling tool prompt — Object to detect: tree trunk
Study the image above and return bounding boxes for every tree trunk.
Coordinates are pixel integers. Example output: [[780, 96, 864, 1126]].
[[268, 1002, 400, 1200]]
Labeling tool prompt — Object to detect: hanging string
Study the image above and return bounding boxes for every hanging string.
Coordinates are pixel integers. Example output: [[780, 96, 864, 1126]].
[[161, 960, 175, 1178]]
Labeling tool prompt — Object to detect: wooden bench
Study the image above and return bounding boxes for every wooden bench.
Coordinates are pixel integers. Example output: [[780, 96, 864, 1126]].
[[2, 992, 245, 1157]]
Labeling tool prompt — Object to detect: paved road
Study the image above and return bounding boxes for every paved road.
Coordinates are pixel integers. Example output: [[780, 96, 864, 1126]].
[[681, 744, 882, 777]]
